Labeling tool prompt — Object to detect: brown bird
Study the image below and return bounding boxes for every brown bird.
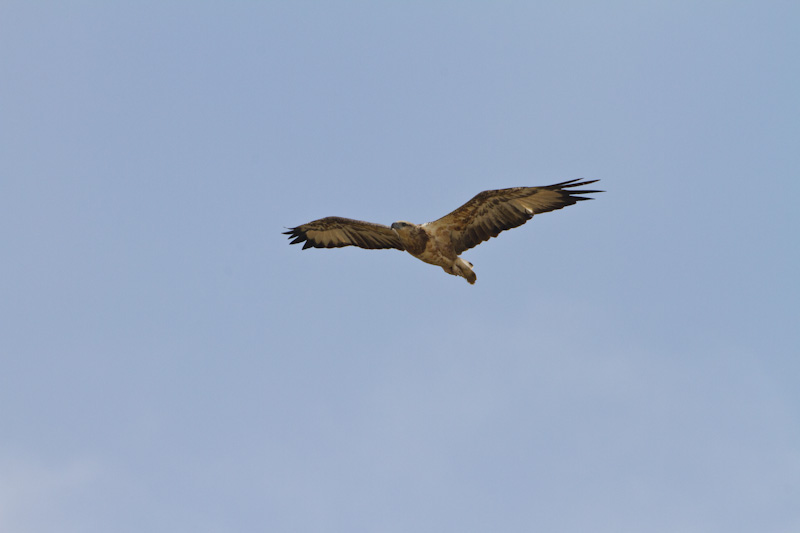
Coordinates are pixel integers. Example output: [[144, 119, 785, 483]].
[[284, 179, 602, 284]]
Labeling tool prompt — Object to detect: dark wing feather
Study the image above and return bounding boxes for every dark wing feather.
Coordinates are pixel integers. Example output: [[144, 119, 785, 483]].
[[426, 179, 602, 254], [284, 216, 404, 251]]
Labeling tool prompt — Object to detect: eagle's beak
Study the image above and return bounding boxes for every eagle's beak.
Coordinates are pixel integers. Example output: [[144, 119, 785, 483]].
[[390, 222, 399, 230]]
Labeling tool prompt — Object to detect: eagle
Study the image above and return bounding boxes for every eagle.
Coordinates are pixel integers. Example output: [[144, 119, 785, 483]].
[[284, 179, 602, 284]]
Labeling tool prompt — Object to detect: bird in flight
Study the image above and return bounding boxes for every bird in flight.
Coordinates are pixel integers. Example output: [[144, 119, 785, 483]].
[[284, 179, 602, 284]]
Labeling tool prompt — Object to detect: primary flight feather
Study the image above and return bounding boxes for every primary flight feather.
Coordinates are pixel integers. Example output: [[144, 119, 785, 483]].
[[284, 179, 602, 284]]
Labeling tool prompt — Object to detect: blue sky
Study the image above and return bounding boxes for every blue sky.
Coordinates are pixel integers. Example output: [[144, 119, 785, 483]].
[[1, 2, 799, 532]]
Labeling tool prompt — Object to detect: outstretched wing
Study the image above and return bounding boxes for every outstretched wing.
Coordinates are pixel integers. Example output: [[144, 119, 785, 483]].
[[284, 216, 404, 251], [426, 179, 602, 254]]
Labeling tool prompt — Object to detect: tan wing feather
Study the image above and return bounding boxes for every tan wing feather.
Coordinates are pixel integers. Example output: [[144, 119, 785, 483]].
[[284, 216, 404, 251], [426, 179, 602, 254]]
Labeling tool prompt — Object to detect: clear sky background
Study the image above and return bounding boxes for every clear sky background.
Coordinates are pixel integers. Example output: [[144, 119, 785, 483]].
[[2, 2, 799, 532]]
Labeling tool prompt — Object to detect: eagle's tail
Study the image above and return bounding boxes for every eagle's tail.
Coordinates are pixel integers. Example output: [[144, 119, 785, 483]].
[[453, 257, 477, 285], [464, 270, 477, 285]]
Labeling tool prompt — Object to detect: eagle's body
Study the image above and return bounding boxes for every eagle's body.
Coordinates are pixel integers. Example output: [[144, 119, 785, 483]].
[[391, 221, 477, 283], [284, 179, 601, 284]]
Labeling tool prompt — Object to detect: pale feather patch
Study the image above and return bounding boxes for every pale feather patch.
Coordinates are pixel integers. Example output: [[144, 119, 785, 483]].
[[314, 228, 346, 246]]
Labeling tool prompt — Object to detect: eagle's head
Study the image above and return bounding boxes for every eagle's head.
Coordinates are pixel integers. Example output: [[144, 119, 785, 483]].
[[390, 221, 413, 231], [390, 221, 418, 239], [390, 221, 426, 254]]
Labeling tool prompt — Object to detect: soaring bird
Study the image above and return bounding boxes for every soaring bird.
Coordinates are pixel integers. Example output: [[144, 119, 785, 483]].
[[284, 179, 602, 284]]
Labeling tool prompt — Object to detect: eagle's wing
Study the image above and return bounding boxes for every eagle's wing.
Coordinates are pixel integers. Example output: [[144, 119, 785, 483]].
[[426, 179, 602, 254], [284, 216, 404, 250]]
